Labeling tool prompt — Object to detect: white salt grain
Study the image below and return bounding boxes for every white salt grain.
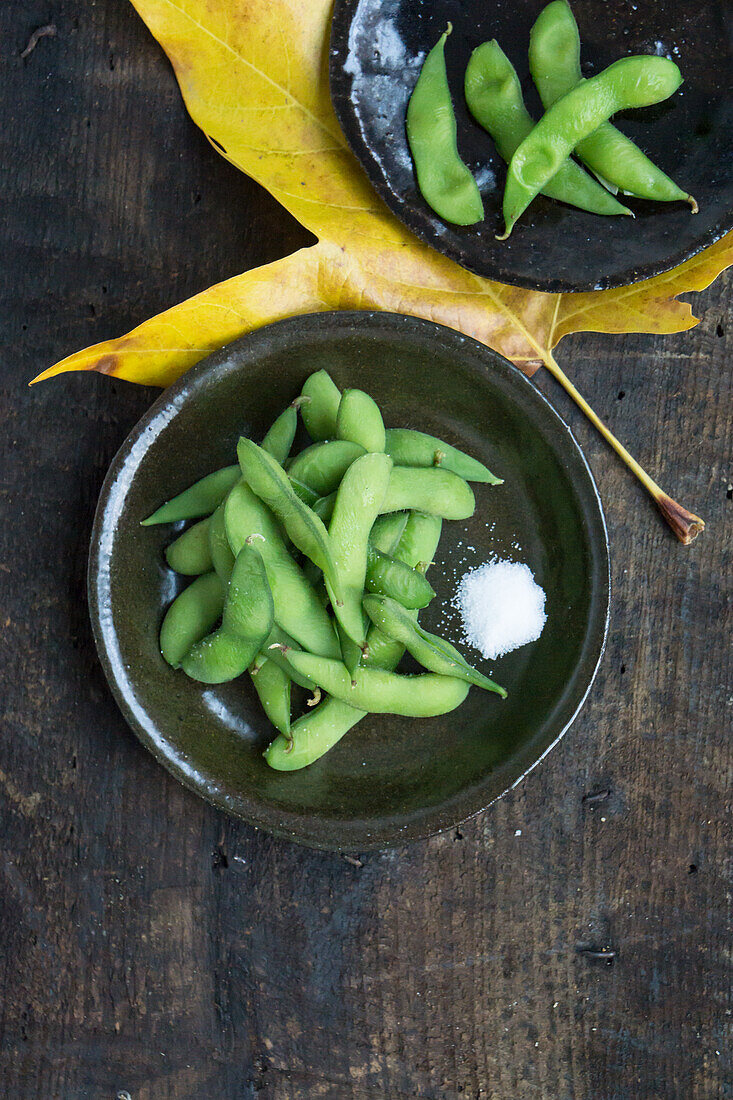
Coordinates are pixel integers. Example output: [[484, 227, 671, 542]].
[[456, 560, 547, 660]]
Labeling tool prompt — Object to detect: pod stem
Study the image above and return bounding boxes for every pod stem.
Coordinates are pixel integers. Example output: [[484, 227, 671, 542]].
[[544, 351, 705, 544]]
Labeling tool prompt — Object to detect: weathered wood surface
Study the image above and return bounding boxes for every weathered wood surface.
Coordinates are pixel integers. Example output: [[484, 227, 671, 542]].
[[0, 3, 730, 1097]]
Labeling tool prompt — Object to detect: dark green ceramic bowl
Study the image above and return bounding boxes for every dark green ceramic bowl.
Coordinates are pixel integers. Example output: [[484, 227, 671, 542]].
[[89, 312, 609, 850]]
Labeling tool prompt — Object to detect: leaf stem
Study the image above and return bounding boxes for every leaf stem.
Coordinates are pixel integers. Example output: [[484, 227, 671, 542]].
[[544, 352, 705, 544]]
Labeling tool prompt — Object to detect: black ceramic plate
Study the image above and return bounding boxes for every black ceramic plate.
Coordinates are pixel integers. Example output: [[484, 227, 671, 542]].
[[329, 0, 732, 292], [89, 312, 609, 850]]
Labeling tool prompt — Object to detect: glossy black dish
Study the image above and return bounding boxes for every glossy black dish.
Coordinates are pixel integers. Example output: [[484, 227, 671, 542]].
[[88, 311, 609, 850], [329, 0, 733, 292]]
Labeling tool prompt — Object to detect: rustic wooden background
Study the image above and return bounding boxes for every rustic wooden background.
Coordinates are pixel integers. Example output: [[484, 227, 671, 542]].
[[1, 2, 730, 1097]]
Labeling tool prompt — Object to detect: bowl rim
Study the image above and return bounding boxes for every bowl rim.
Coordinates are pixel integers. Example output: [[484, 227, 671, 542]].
[[328, 0, 733, 294], [88, 310, 610, 850]]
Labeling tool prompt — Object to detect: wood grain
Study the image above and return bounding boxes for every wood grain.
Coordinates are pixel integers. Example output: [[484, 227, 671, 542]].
[[0, 2, 730, 1097]]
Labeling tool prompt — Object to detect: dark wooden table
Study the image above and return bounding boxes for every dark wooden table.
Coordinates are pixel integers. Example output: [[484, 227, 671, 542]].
[[1, 3, 730, 1098]]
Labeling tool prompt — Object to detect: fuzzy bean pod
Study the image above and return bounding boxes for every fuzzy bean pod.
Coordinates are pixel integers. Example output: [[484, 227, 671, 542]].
[[406, 25, 484, 225], [159, 572, 225, 668], [380, 467, 475, 520], [142, 465, 240, 526], [165, 517, 213, 575], [300, 370, 341, 441], [528, 0, 696, 209], [181, 542, 274, 684], [363, 595, 506, 695], [464, 40, 632, 218], [501, 55, 685, 237]]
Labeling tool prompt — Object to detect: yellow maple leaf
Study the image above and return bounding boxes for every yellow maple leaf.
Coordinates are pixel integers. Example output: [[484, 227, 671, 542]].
[[34, 0, 727, 539]]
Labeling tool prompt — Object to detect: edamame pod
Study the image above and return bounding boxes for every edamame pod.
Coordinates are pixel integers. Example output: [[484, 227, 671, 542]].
[[224, 481, 340, 659], [165, 517, 213, 575], [326, 452, 393, 646], [529, 1, 696, 209], [261, 396, 308, 465], [380, 467, 475, 520], [501, 56, 685, 238], [385, 428, 502, 484], [264, 625, 317, 690], [237, 438, 343, 602], [300, 370, 341, 441], [363, 595, 506, 696], [159, 572, 224, 668], [336, 390, 386, 453], [464, 41, 632, 218], [288, 440, 366, 497], [266, 513, 443, 770], [265, 696, 363, 771], [312, 492, 336, 526], [181, 542, 274, 683], [365, 546, 435, 609], [337, 623, 365, 679], [289, 476, 320, 507], [277, 651, 470, 717], [142, 465, 240, 526], [370, 512, 410, 555], [250, 658, 291, 738], [208, 501, 235, 582], [406, 25, 484, 225], [390, 512, 443, 573], [363, 512, 443, 669]]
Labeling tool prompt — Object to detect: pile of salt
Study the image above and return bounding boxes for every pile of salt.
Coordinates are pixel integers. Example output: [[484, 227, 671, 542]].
[[456, 560, 547, 660]]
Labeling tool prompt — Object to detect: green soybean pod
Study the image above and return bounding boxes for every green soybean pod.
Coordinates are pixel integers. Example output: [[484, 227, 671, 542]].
[[265, 697, 362, 771], [501, 56, 685, 238], [337, 623, 365, 679], [141, 465, 240, 526], [365, 546, 436, 609], [300, 370, 342, 441], [312, 491, 336, 526], [406, 25, 484, 225], [385, 428, 503, 484], [363, 512, 443, 669], [278, 652, 470, 717], [160, 572, 225, 668], [289, 476, 320, 507], [264, 626, 317, 690], [288, 440, 366, 496], [224, 481, 340, 659], [336, 390, 386, 453], [265, 512, 443, 770], [261, 396, 308, 465], [529, 0, 697, 209], [363, 595, 506, 696], [464, 41, 632, 218], [208, 501, 235, 582], [251, 658, 291, 738], [391, 512, 443, 573], [237, 438, 342, 600], [181, 542, 274, 684], [165, 517, 213, 575], [326, 451, 393, 646], [370, 512, 410, 555], [380, 466, 475, 520]]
